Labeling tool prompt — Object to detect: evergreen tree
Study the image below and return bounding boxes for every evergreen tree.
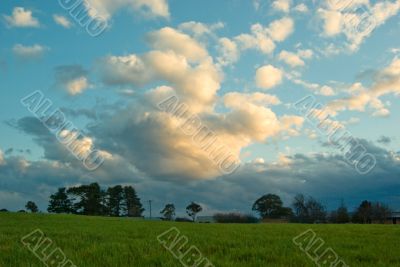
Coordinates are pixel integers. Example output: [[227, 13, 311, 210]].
[[106, 185, 124, 217], [123, 186, 144, 217], [48, 188, 72, 213]]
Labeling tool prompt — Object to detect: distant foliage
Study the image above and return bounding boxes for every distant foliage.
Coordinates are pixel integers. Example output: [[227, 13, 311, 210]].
[[160, 204, 175, 221], [252, 194, 292, 219], [213, 213, 259, 223], [25, 201, 38, 213], [352, 200, 392, 224], [47, 183, 144, 217], [291, 194, 327, 223], [186, 202, 202, 222]]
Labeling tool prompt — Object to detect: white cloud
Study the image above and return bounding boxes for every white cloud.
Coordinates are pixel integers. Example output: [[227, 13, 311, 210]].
[[233, 17, 294, 57], [12, 44, 48, 59], [235, 25, 276, 55], [278, 49, 314, 68], [291, 78, 336, 96], [325, 57, 400, 117], [83, 0, 170, 21], [267, 17, 294, 42], [255, 65, 283, 89], [318, 9, 343, 36], [53, 14, 72, 28], [294, 3, 309, 13], [93, 26, 306, 180], [224, 92, 281, 107], [66, 77, 91, 95], [278, 50, 305, 67], [272, 0, 291, 13], [217, 37, 239, 66], [4, 7, 39, 28], [178, 21, 224, 39], [147, 27, 209, 62], [318, 0, 400, 52]]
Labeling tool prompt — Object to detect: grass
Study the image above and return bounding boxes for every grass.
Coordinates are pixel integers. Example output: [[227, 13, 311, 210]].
[[0, 213, 399, 266]]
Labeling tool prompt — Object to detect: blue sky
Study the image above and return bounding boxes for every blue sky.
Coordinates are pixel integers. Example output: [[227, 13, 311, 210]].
[[1, 0, 400, 215]]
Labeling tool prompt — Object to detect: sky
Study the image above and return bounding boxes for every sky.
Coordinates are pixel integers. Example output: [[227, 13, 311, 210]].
[[1, 0, 400, 216]]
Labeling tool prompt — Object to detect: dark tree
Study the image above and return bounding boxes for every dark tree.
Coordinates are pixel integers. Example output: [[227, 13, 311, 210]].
[[336, 200, 350, 224], [123, 186, 144, 217], [48, 188, 72, 214], [186, 202, 202, 222], [371, 202, 391, 223], [306, 197, 327, 223], [67, 183, 105, 216], [106, 185, 124, 217], [292, 194, 326, 223], [25, 201, 38, 213], [160, 204, 176, 221], [352, 200, 372, 224], [292, 194, 308, 221], [353, 201, 391, 224], [252, 194, 292, 219]]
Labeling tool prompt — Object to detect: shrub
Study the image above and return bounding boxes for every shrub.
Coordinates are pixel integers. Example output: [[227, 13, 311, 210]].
[[213, 213, 259, 223]]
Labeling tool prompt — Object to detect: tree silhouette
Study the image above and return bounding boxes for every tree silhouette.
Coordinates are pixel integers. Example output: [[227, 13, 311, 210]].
[[48, 188, 72, 213], [123, 186, 144, 217], [160, 204, 175, 221], [252, 194, 292, 219], [25, 201, 38, 213], [107, 185, 124, 216], [186, 202, 202, 222]]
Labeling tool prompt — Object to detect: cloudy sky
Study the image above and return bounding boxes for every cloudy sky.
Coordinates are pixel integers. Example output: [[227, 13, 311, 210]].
[[1, 0, 400, 215]]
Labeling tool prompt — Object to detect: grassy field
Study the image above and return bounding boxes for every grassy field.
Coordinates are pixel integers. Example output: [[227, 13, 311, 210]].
[[0, 213, 399, 267]]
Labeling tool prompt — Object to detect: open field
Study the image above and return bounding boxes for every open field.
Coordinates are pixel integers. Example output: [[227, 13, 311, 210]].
[[0, 213, 399, 267]]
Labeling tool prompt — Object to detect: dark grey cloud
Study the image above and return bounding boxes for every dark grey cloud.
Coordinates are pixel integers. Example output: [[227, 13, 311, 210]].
[[54, 65, 88, 85], [0, 136, 399, 215], [377, 135, 391, 145]]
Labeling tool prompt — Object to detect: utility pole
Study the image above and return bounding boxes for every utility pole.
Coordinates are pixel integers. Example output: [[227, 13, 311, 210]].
[[148, 200, 152, 219]]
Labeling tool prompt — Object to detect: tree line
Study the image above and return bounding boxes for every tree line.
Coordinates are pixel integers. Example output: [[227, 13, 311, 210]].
[[251, 193, 392, 224], [47, 183, 144, 217], [2, 185, 394, 224]]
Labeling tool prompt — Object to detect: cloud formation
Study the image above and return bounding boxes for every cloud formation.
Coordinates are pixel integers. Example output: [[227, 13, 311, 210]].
[[12, 44, 48, 59], [4, 7, 40, 28]]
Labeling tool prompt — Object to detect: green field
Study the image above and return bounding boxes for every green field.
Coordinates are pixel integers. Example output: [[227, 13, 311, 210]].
[[0, 213, 399, 267]]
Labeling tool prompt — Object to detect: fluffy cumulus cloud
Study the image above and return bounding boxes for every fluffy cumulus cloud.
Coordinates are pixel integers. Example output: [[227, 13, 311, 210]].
[[3, 7, 40, 28], [83, 0, 170, 21], [82, 26, 305, 181], [255, 65, 284, 89], [278, 49, 313, 67], [272, 0, 292, 13], [216, 37, 239, 66], [12, 44, 48, 59], [230, 17, 294, 62], [318, 0, 400, 51]]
